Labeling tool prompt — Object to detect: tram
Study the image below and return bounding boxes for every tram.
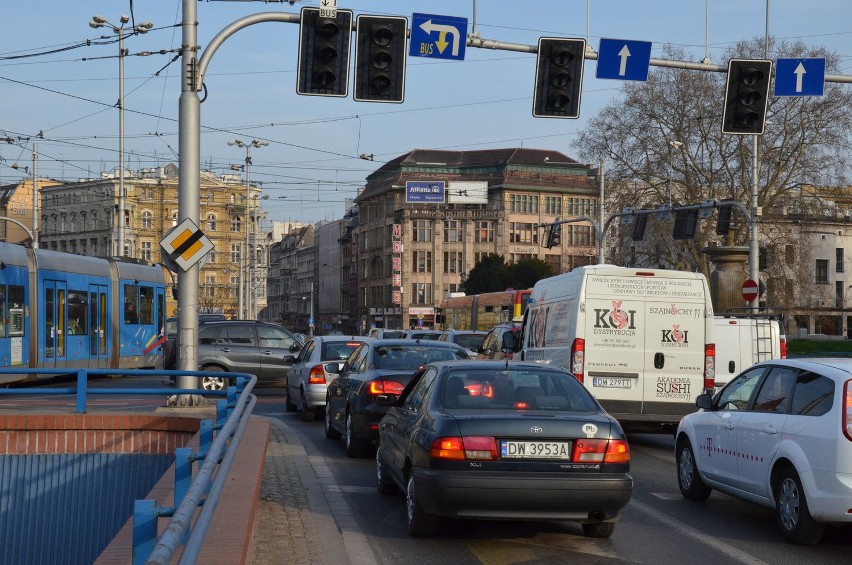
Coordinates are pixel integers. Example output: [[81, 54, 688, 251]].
[[438, 289, 532, 331]]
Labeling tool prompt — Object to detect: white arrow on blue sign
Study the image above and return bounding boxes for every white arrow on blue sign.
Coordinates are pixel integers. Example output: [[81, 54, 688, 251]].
[[409, 13, 468, 61], [596, 38, 652, 81], [774, 58, 825, 97]]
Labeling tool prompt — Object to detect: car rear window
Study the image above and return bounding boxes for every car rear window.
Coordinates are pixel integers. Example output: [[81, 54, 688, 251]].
[[322, 341, 362, 361], [454, 334, 486, 350], [383, 330, 406, 339], [440, 368, 598, 412], [374, 345, 468, 370]]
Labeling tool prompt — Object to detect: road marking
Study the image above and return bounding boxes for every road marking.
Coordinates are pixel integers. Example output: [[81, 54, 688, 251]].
[[629, 498, 769, 565], [650, 492, 682, 500]]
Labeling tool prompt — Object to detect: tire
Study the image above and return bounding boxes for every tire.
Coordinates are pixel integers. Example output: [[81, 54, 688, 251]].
[[776, 467, 825, 545], [376, 444, 398, 495], [581, 521, 616, 538], [344, 410, 370, 458], [405, 475, 439, 536], [676, 438, 712, 501], [324, 401, 341, 439], [200, 366, 226, 391], [284, 381, 297, 412], [300, 390, 315, 422]]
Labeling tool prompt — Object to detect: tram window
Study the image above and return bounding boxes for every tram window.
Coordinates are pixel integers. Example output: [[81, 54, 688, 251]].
[[57, 289, 66, 357], [45, 288, 55, 358], [68, 290, 88, 335], [139, 285, 154, 325], [124, 284, 139, 324], [8, 286, 23, 337], [0, 286, 5, 338]]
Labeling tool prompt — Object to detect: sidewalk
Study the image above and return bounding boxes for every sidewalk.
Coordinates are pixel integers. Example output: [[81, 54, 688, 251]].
[[250, 418, 380, 565]]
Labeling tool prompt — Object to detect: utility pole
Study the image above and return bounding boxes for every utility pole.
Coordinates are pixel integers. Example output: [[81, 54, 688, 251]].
[[32, 144, 38, 248]]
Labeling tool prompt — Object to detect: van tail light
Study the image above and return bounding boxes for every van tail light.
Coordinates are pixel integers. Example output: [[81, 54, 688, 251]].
[[844, 380, 852, 442], [307, 365, 326, 384], [780, 337, 788, 359], [430, 436, 497, 461], [367, 379, 406, 397], [573, 439, 630, 464], [704, 343, 716, 390], [571, 338, 585, 383]]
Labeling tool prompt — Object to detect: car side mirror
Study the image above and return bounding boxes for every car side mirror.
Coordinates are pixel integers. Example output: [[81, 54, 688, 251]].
[[282, 354, 297, 365], [501, 331, 516, 352], [324, 362, 342, 374], [289, 343, 301, 352], [695, 393, 713, 410]]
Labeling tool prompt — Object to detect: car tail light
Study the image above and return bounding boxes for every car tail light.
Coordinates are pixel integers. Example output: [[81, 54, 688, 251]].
[[465, 383, 493, 397], [780, 337, 788, 359], [367, 379, 406, 396], [308, 365, 326, 385], [844, 380, 852, 442], [571, 338, 585, 383], [704, 343, 715, 390], [572, 439, 630, 464], [429, 436, 497, 461]]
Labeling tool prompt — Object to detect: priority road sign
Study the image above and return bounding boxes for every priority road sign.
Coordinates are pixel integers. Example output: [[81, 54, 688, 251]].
[[596, 38, 652, 81], [160, 218, 214, 273], [742, 279, 759, 302], [409, 13, 467, 60], [774, 57, 825, 97]]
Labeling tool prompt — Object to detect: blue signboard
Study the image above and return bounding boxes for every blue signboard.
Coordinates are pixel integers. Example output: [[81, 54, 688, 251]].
[[409, 13, 467, 60], [774, 58, 825, 97], [596, 38, 652, 81], [406, 181, 446, 203]]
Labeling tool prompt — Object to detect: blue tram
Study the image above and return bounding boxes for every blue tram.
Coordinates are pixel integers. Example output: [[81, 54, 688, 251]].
[[0, 242, 168, 384]]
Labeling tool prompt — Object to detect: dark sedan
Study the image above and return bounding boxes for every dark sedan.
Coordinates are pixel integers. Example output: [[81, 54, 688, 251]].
[[324, 339, 470, 457], [375, 361, 634, 537]]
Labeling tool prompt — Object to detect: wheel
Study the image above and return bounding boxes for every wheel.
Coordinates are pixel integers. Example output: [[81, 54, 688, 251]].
[[300, 390, 315, 422], [344, 410, 370, 458], [376, 444, 398, 495], [776, 468, 825, 545], [200, 366, 226, 391], [324, 400, 341, 439], [405, 475, 439, 536], [676, 438, 712, 501], [284, 380, 297, 412], [581, 521, 616, 538]]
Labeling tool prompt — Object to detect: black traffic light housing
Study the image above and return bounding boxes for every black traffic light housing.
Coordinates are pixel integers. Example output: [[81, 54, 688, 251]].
[[722, 59, 773, 135], [533, 38, 586, 119], [297, 8, 353, 97], [632, 214, 648, 241], [716, 200, 735, 235], [354, 15, 407, 103], [673, 209, 699, 240], [544, 220, 562, 248]]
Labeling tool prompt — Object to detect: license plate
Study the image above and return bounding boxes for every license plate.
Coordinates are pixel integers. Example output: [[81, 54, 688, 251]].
[[592, 377, 632, 388], [500, 440, 571, 460]]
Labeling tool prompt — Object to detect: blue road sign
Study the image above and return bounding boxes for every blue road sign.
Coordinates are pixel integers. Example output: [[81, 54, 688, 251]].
[[409, 13, 467, 60], [774, 58, 825, 96], [596, 38, 653, 81], [406, 181, 446, 203]]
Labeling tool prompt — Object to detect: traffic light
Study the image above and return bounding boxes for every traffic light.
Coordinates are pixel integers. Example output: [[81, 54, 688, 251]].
[[545, 220, 562, 248], [533, 38, 586, 119], [722, 59, 772, 135], [354, 15, 407, 103], [716, 200, 734, 235], [632, 214, 648, 241], [673, 209, 699, 240], [297, 8, 353, 97]]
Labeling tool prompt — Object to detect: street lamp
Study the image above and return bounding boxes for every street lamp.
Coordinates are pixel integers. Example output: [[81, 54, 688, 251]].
[[89, 15, 153, 256], [227, 139, 268, 319]]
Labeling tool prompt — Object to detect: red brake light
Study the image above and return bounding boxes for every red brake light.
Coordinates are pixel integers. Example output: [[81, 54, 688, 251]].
[[780, 337, 788, 359], [844, 380, 852, 442], [368, 380, 406, 396], [430, 437, 465, 460], [308, 365, 326, 384], [704, 343, 716, 390], [429, 436, 497, 460], [571, 338, 585, 383]]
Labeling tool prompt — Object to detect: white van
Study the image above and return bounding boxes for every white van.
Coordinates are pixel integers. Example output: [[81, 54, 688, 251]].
[[714, 311, 787, 386], [520, 265, 716, 432]]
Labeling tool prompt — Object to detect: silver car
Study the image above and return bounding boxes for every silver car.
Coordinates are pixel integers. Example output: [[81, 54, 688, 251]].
[[284, 336, 368, 421]]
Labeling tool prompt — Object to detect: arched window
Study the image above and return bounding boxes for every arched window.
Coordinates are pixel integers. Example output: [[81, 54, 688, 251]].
[[207, 213, 217, 231], [142, 211, 153, 229], [232, 216, 241, 232], [90, 211, 98, 230]]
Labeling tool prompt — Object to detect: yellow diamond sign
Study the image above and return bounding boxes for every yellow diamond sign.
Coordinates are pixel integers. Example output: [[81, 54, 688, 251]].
[[160, 218, 214, 272]]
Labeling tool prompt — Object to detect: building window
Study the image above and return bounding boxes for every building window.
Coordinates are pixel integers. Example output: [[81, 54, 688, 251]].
[[816, 259, 829, 284], [509, 222, 537, 244], [837, 248, 844, 273], [205, 275, 217, 298], [411, 283, 432, 305], [172, 212, 178, 227], [509, 194, 539, 214], [231, 243, 242, 263], [141, 211, 153, 230], [785, 244, 795, 265], [544, 254, 561, 273], [141, 241, 152, 261], [510, 253, 534, 263], [231, 216, 241, 232], [412, 219, 433, 242], [414, 251, 432, 273], [544, 196, 562, 215], [444, 220, 464, 243], [207, 214, 217, 232], [568, 197, 595, 217], [474, 251, 490, 265], [123, 210, 131, 228], [569, 225, 594, 246], [474, 221, 494, 243], [444, 251, 463, 273], [230, 276, 239, 298], [836, 281, 844, 308]]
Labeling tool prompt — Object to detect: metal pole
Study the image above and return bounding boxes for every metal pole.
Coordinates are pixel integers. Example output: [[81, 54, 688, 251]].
[[309, 281, 315, 337], [749, 0, 770, 309], [598, 159, 604, 264], [244, 146, 251, 319], [32, 143, 38, 248], [118, 26, 125, 256]]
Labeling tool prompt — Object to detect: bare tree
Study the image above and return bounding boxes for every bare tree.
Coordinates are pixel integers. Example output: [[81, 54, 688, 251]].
[[577, 38, 852, 277]]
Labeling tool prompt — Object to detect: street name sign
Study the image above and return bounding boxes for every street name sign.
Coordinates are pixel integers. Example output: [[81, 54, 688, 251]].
[[160, 218, 214, 273], [406, 181, 446, 203], [596, 38, 652, 81], [409, 13, 467, 60], [774, 57, 825, 97]]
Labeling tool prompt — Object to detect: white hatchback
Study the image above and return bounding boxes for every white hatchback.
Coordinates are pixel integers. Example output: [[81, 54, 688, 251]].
[[675, 358, 852, 544]]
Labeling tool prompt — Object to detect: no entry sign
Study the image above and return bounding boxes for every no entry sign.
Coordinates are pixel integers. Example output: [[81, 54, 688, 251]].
[[742, 279, 759, 302]]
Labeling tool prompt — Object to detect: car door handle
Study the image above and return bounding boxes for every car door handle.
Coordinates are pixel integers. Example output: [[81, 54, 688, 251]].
[[261, 350, 272, 355], [725, 422, 735, 430], [221, 347, 231, 353], [764, 425, 778, 434]]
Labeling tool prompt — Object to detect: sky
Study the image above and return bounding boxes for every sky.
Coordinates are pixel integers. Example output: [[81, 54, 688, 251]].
[[2, 1, 851, 225]]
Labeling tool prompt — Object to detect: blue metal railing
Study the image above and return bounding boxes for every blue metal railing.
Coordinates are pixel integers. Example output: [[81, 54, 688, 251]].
[[0, 368, 256, 565]]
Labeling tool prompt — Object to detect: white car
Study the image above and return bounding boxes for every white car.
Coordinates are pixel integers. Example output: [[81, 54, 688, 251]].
[[675, 358, 852, 545], [284, 336, 368, 421]]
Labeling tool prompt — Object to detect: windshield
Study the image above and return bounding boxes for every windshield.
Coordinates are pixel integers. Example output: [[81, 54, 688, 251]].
[[374, 345, 468, 370]]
